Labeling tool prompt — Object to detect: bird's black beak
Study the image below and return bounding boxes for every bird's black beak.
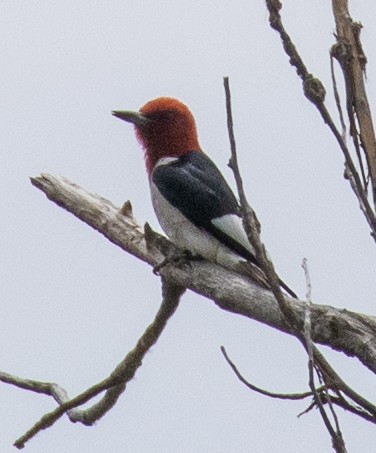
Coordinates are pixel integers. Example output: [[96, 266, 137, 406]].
[[112, 110, 150, 127]]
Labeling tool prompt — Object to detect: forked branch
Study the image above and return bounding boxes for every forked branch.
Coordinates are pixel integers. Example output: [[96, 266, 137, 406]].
[[11, 278, 185, 449], [265, 0, 376, 239]]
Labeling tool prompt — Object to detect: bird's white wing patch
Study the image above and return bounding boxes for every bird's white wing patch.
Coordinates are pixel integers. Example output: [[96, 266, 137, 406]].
[[211, 214, 255, 255]]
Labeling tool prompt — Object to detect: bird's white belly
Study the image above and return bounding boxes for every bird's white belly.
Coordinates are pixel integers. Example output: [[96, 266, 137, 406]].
[[150, 182, 242, 268]]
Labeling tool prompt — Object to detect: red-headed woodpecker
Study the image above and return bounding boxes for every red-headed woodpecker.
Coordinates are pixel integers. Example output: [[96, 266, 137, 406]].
[[113, 97, 295, 297]]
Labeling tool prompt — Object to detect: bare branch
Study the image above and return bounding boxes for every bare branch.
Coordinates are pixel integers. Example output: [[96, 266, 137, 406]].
[[224, 76, 348, 451], [221, 346, 319, 400], [331, 43, 368, 191], [28, 174, 376, 376], [0, 372, 69, 403], [330, 53, 347, 142], [28, 173, 376, 441], [302, 260, 346, 451], [331, 0, 376, 208], [223, 76, 299, 327], [222, 347, 376, 426], [264, 0, 376, 240], [13, 278, 185, 449]]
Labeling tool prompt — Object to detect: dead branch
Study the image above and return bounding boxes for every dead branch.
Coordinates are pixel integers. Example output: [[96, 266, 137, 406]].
[[224, 76, 347, 451], [222, 346, 376, 426], [2, 172, 373, 448], [12, 278, 185, 449], [27, 174, 376, 375], [264, 0, 376, 240], [331, 0, 376, 208], [221, 346, 320, 400]]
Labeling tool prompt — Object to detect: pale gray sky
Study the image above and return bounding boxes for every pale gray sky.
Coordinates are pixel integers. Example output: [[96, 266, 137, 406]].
[[2, 1, 376, 452]]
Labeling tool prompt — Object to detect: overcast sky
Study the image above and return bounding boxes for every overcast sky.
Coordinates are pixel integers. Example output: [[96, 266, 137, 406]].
[[2, 1, 376, 452]]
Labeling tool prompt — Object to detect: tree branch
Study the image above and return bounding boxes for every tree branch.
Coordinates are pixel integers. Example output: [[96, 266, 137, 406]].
[[221, 346, 321, 400], [2, 171, 371, 449], [224, 76, 347, 451], [28, 174, 376, 375], [331, 0, 376, 208], [264, 0, 376, 240], [12, 277, 185, 449]]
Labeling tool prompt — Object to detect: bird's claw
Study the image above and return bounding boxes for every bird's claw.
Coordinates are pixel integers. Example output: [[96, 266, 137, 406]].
[[153, 250, 203, 275]]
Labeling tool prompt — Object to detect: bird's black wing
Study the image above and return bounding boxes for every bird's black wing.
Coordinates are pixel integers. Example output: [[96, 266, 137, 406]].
[[152, 151, 257, 263]]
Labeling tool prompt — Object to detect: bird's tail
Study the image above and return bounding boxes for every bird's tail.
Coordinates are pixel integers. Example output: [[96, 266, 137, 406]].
[[235, 261, 297, 299], [278, 278, 297, 299]]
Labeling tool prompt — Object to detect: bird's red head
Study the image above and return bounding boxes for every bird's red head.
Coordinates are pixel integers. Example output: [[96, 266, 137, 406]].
[[113, 97, 200, 176]]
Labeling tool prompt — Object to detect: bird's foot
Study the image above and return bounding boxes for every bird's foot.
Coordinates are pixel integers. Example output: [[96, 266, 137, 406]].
[[153, 250, 203, 275]]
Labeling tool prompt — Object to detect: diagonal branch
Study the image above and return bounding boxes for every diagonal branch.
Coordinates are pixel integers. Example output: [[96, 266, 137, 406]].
[[16, 171, 375, 450], [264, 0, 376, 240], [28, 174, 376, 375], [12, 278, 185, 449]]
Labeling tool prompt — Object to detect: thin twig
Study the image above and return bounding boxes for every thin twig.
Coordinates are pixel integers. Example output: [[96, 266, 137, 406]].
[[330, 52, 347, 143], [302, 259, 344, 449], [317, 104, 376, 240], [224, 76, 297, 324], [222, 346, 376, 425], [221, 346, 320, 400]]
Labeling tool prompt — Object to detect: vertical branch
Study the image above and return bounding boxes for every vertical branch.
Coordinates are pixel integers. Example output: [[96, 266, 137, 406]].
[[223, 76, 296, 327], [331, 0, 376, 207], [302, 259, 346, 453], [224, 76, 347, 452], [330, 53, 347, 142]]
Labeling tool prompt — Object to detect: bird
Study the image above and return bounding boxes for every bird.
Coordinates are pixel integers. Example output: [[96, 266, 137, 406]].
[[113, 97, 296, 298]]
